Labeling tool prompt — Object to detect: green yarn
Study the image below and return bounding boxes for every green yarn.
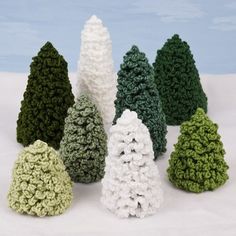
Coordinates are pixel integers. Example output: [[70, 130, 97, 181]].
[[153, 34, 207, 125], [113, 45, 167, 159], [8, 140, 73, 217], [167, 108, 229, 193], [60, 95, 107, 183], [16, 41, 74, 149]]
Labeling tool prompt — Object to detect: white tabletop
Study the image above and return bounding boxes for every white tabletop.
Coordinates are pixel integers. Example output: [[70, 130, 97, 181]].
[[0, 73, 235, 236]]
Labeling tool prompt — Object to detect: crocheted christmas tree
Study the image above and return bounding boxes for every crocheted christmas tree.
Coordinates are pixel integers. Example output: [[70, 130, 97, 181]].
[[77, 15, 117, 128], [153, 34, 207, 125], [167, 108, 229, 193], [8, 140, 73, 217], [102, 109, 163, 218], [59, 95, 107, 183], [114, 45, 167, 159], [16, 41, 74, 149]]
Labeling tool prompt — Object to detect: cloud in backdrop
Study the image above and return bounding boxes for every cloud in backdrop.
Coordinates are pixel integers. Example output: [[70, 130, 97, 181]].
[[130, 0, 204, 22], [0, 0, 235, 74]]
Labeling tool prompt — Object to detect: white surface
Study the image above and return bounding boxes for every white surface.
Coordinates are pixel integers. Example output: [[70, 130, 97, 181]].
[[0, 73, 236, 235], [101, 109, 163, 218]]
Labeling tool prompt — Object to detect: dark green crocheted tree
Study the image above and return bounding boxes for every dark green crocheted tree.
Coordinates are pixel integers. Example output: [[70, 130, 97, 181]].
[[17, 42, 74, 149], [153, 34, 207, 125], [167, 108, 229, 193], [113, 45, 167, 159], [59, 95, 107, 183]]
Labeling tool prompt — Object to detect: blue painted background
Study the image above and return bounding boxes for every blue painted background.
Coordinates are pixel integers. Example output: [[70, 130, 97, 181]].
[[0, 0, 235, 73]]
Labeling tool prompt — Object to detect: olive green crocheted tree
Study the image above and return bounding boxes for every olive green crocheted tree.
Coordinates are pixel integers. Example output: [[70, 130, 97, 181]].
[[8, 140, 73, 217], [167, 108, 229, 193], [114, 45, 167, 159], [153, 34, 207, 125], [60, 95, 107, 183], [16, 42, 74, 149]]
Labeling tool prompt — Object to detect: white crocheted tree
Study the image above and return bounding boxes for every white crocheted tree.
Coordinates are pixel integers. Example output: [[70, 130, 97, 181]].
[[101, 109, 163, 218], [76, 15, 117, 129]]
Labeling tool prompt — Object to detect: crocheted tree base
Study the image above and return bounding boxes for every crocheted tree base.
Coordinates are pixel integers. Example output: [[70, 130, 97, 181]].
[[77, 15, 117, 128], [167, 108, 229, 193], [153, 34, 207, 125], [16, 42, 74, 149], [8, 140, 73, 217], [60, 95, 107, 183], [102, 109, 163, 218], [113, 45, 167, 159]]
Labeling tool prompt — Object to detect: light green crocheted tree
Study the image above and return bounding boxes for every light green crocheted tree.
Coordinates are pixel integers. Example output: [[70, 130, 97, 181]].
[[60, 95, 107, 183], [8, 140, 73, 217], [167, 108, 229, 193]]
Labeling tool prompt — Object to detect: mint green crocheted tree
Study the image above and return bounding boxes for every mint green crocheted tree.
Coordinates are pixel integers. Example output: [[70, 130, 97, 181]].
[[8, 140, 73, 217], [60, 95, 107, 183], [167, 108, 229, 193]]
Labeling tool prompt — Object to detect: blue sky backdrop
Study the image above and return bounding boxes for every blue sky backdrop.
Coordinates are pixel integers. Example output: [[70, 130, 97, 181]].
[[0, 0, 235, 74]]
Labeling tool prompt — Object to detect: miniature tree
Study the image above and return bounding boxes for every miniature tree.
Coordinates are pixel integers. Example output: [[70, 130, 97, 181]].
[[16, 41, 74, 149], [76, 15, 117, 128], [101, 109, 163, 218], [59, 95, 107, 183], [8, 140, 73, 217], [114, 45, 167, 159], [153, 34, 207, 125], [167, 108, 229, 193]]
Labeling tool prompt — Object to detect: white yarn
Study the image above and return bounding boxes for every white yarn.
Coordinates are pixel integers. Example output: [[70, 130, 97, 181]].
[[76, 15, 117, 128], [101, 109, 163, 218]]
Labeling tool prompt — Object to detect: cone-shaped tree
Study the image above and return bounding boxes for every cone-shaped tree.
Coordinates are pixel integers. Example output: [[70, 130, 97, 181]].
[[76, 15, 117, 128], [113, 45, 167, 159], [16, 42, 74, 149], [60, 95, 107, 183], [153, 34, 207, 125], [102, 110, 163, 218], [167, 108, 229, 193], [8, 140, 73, 217]]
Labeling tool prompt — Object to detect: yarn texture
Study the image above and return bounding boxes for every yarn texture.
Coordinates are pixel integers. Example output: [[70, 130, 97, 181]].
[[16, 42, 74, 149], [167, 108, 229, 193], [8, 140, 73, 217], [153, 34, 207, 125], [60, 95, 107, 183], [102, 109, 163, 218], [77, 15, 117, 128], [113, 45, 167, 159]]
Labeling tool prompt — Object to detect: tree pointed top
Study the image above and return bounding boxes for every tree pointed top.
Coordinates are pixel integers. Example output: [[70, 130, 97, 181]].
[[189, 107, 209, 123], [116, 109, 138, 126], [77, 94, 92, 104], [130, 45, 140, 53], [172, 34, 181, 40], [120, 45, 151, 73], [75, 94, 94, 111], [77, 94, 89, 102], [166, 34, 184, 45], [195, 107, 207, 116], [29, 140, 48, 153], [42, 41, 55, 49], [39, 41, 59, 55], [181, 107, 217, 136], [34, 139, 47, 147], [123, 45, 147, 62], [87, 14, 102, 24]]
